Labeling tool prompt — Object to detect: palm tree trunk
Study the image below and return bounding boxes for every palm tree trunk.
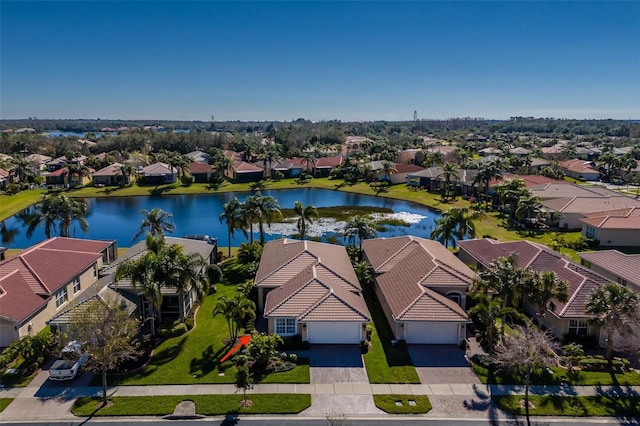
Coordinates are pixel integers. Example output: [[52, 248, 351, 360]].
[[227, 229, 232, 257]]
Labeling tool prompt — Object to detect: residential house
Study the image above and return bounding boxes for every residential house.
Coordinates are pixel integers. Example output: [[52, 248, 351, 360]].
[[362, 236, 474, 344], [388, 163, 425, 185], [104, 237, 216, 323], [479, 147, 502, 157], [579, 207, 640, 246], [25, 153, 52, 171], [185, 150, 211, 164], [314, 155, 343, 177], [458, 238, 611, 344], [406, 167, 478, 195], [558, 159, 600, 181], [0, 237, 117, 347], [270, 158, 304, 179], [397, 149, 422, 165], [509, 147, 532, 156], [142, 162, 177, 185], [228, 161, 264, 183], [528, 157, 551, 172], [528, 182, 640, 229], [93, 163, 127, 186], [0, 168, 10, 190], [45, 166, 93, 188], [254, 239, 371, 344], [578, 250, 640, 292], [189, 162, 214, 183]]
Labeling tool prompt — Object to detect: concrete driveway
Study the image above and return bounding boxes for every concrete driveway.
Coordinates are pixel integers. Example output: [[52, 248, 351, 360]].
[[304, 345, 369, 384], [408, 345, 481, 385]]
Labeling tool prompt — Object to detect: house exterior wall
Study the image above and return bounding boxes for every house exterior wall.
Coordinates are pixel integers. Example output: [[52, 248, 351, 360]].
[[559, 212, 584, 230], [564, 170, 599, 181], [581, 227, 640, 247], [18, 263, 99, 341], [233, 171, 263, 183], [374, 282, 400, 339], [0, 319, 19, 347]]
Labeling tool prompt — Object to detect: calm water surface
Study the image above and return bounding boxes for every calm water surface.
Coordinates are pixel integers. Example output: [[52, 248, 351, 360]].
[[1, 188, 444, 248]]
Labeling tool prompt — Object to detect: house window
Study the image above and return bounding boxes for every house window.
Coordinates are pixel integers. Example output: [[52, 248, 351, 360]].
[[72, 278, 81, 294], [586, 226, 596, 239], [447, 292, 462, 306], [55, 287, 68, 308], [275, 318, 296, 336], [568, 320, 588, 336], [93, 264, 98, 278]]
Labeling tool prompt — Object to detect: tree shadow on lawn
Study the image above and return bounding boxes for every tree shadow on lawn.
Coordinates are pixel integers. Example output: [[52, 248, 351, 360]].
[[595, 384, 640, 422], [148, 337, 188, 367], [189, 343, 233, 378]]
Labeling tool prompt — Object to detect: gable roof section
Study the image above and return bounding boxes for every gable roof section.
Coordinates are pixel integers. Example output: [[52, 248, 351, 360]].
[[0, 237, 109, 324], [362, 236, 473, 322], [578, 250, 640, 287], [458, 238, 610, 318], [257, 239, 369, 322], [559, 159, 599, 175], [189, 162, 213, 174], [143, 162, 176, 176], [234, 161, 263, 173], [579, 207, 640, 229], [93, 163, 123, 177]]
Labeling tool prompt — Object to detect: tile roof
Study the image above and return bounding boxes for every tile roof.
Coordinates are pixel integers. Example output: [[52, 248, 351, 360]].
[[233, 161, 263, 173], [492, 174, 563, 188], [315, 155, 343, 168], [189, 162, 213, 174], [458, 238, 610, 318], [362, 236, 473, 322], [529, 183, 617, 199], [93, 163, 123, 177], [559, 159, 599, 175], [256, 239, 370, 322], [578, 250, 640, 288], [0, 237, 110, 324], [394, 164, 424, 174], [579, 207, 640, 229], [143, 162, 176, 175], [542, 196, 640, 214]]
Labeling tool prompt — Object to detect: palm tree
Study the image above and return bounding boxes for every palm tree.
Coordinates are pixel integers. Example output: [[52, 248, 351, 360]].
[[343, 215, 377, 252], [115, 235, 164, 335], [9, 156, 36, 185], [430, 214, 456, 248], [473, 253, 535, 336], [213, 293, 256, 343], [468, 293, 525, 353], [378, 161, 397, 182], [515, 194, 544, 227], [117, 163, 133, 186], [219, 197, 244, 257], [248, 192, 281, 245], [448, 207, 482, 241], [424, 151, 445, 167], [585, 283, 640, 362], [133, 208, 175, 241], [160, 244, 206, 323], [293, 201, 318, 240], [473, 160, 502, 207], [56, 195, 89, 237], [493, 178, 528, 217], [437, 163, 460, 201], [526, 271, 569, 321], [300, 152, 317, 176]]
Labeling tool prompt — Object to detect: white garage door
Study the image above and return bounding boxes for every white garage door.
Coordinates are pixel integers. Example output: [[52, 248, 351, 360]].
[[307, 322, 361, 344], [405, 321, 459, 344]]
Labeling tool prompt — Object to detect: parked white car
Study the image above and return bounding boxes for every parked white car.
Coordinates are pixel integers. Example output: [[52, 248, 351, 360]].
[[48, 341, 88, 381]]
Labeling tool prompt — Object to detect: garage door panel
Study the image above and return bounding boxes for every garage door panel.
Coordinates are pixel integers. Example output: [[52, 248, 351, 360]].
[[308, 322, 361, 344], [405, 322, 459, 344]]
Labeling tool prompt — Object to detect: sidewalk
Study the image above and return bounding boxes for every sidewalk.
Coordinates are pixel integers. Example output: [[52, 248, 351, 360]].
[[2, 372, 640, 422]]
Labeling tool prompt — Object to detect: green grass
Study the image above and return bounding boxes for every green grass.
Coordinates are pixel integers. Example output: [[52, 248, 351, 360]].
[[362, 287, 419, 384], [373, 395, 432, 414], [0, 398, 13, 412], [71, 394, 311, 416], [106, 261, 309, 385], [0, 189, 46, 220], [472, 362, 640, 386], [493, 395, 640, 417], [279, 205, 393, 221]]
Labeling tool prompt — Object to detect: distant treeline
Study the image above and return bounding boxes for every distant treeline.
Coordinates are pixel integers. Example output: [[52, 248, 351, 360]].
[[1, 117, 638, 138]]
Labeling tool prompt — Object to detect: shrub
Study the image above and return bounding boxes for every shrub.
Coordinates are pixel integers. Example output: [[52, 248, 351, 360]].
[[289, 353, 298, 362], [180, 175, 193, 186], [280, 352, 288, 360]]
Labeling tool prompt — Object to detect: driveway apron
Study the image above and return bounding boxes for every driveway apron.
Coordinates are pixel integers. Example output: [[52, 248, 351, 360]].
[[408, 345, 481, 385]]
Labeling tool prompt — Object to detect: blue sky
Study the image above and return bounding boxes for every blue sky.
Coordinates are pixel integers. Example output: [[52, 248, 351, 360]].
[[1, 1, 639, 121]]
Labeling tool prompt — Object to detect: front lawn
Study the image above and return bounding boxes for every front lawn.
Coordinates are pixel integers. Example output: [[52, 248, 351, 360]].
[[71, 394, 311, 416], [362, 288, 419, 384], [106, 263, 309, 385], [0, 398, 13, 412], [0, 189, 45, 221], [494, 395, 640, 417], [373, 395, 432, 414], [472, 362, 640, 386]]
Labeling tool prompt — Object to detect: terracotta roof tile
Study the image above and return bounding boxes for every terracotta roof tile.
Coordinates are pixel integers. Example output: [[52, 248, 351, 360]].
[[362, 236, 474, 322], [578, 250, 640, 288], [399, 289, 468, 321], [458, 238, 612, 319]]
